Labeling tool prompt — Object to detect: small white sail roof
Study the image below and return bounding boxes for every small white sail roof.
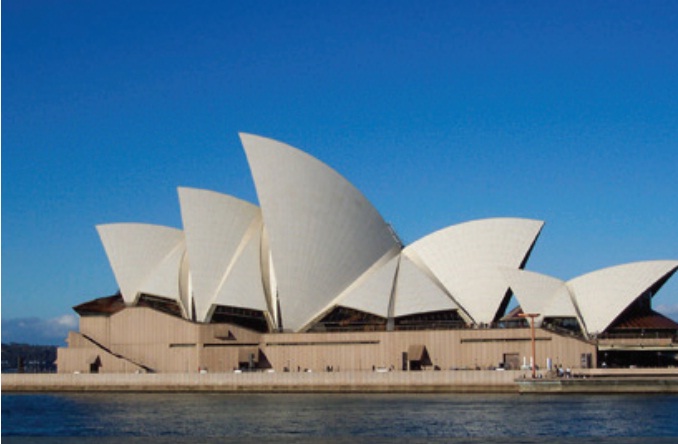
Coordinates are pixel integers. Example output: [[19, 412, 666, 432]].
[[96, 223, 185, 306]]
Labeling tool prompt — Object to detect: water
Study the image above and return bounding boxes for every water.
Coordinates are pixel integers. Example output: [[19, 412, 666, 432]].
[[3, 393, 678, 442]]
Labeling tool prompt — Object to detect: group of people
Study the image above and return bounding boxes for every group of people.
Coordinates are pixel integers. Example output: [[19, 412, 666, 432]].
[[556, 365, 572, 378]]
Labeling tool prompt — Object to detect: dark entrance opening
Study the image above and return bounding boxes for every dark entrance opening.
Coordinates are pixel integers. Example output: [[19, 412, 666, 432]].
[[237, 348, 272, 371], [503, 353, 520, 370], [407, 345, 432, 371], [89, 356, 101, 374]]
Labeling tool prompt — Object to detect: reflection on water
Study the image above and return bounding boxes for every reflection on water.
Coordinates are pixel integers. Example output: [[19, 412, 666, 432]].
[[3, 393, 678, 439]]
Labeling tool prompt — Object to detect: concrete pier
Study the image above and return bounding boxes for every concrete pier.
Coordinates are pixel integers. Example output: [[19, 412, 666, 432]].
[[516, 368, 678, 393], [516, 377, 678, 394]]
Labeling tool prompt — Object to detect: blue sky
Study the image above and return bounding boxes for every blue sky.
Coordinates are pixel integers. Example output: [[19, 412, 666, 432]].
[[3, 0, 678, 344]]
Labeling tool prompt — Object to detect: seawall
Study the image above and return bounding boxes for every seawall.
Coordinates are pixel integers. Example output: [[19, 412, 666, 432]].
[[6, 370, 678, 394], [2, 370, 518, 393]]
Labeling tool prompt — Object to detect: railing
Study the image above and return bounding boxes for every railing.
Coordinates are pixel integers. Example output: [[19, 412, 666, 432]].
[[540, 323, 586, 339], [597, 331, 677, 341]]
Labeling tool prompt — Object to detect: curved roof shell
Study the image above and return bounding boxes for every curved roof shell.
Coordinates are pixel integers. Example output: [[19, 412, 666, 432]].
[[568, 260, 678, 335], [241, 133, 400, 331], [502, 268, 577, 326], [504, 262, 678, 335], [92, 134, 678, 337], [394, 253, 458, 318], [178, 187, 263, 322], [406, 218, 544, 324], [96, 223, 186, 308], [335, 248, 400, 319], [212, 215, 268, 314]]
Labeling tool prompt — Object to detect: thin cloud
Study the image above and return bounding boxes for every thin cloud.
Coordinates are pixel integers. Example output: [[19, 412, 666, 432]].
[[655, 304, 678, 322], [1, 315, 78, 346]]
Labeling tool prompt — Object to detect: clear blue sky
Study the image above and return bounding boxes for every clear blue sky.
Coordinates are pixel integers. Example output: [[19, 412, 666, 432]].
[[3, 0, 678, 343]]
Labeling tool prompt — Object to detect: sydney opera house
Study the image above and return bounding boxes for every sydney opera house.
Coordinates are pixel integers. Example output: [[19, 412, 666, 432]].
[[57, 134, 678, 374]]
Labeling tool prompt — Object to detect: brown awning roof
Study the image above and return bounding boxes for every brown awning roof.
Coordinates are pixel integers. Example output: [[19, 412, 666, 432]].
[[408, 345, 426, 361], [610, 309, 678, 331], [74, 294, 126, 316]]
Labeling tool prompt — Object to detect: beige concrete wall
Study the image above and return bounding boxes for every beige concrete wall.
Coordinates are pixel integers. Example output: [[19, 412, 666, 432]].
[[200, 347, 241, 372], [57, 345, 94, 374], [110, 308, 200, 345], [64, 308, 272, 373], [200, 322, 261, 345], [65, 331, 91, 348], [57, 339, 144, 374], [80, 316, 110, 345], [61, 307, 597, 374], [260, 328, 595, 373]]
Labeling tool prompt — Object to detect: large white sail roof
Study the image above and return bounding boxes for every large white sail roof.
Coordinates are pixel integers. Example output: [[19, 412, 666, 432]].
[[407, 217, 543, 324], [241, 133, 399, 331]]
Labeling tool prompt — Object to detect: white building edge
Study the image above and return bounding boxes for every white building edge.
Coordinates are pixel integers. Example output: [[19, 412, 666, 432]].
[[95, 134, 678, 336]]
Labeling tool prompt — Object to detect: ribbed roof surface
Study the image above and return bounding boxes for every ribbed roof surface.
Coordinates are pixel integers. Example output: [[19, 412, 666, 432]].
[[608, 309, 678, 330], [178, 187, 262, 322], [212, 216, 268, 313], [568, 260, 678, 335], [407, 218, 543, 324], [394, 253, 458, 318], [241, 133, 399, 331], [504, 262, 678, 336], [502, 268, 577, 326], [97, 223, 185, 306]]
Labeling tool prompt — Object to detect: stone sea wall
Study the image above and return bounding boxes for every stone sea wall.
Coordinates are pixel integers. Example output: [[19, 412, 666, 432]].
[[2, 370, 519, 393]]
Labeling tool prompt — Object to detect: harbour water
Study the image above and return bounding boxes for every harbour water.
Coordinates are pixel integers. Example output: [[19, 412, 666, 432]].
[[3, 393, 678, 442]]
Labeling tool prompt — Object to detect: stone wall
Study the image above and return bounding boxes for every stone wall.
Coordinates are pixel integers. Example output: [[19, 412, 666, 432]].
[[3, 370, 519, 393]]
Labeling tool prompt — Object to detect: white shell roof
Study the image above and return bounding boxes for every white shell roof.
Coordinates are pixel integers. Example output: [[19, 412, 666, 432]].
[[568, 260, 678, 335], [336, 250, 400, 318], [407, 218, 543, 324], [178, 187, 262, 322], [504, 261, 678, 335], [212, 216, 268, 313], [94, 134, 678, 336], [544, 286, 580, 319], [96, 223, 185, 306], [502, 268, 577, 326], [241, 133, 399, 331], [394, 253, 458, 318]]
